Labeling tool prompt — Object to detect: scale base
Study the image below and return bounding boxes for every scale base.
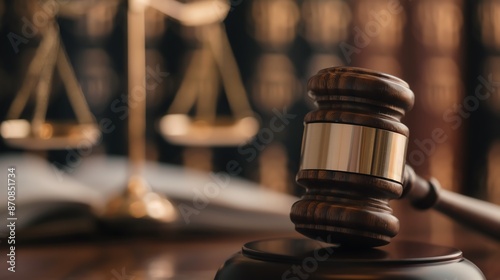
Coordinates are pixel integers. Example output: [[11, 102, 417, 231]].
[[215, 238, 485, 280], [100, 176, 178, 223]]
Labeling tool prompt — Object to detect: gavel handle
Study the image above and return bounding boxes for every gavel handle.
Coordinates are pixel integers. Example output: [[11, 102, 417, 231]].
[[403, 165, 500, 241]]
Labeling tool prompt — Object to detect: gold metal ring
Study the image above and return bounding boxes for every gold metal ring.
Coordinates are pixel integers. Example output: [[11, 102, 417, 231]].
[[300, 123, 407, 183]]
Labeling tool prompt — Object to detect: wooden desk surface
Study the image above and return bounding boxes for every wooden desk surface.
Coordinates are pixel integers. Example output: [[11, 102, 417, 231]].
[[1, 228, 499, 280], [0, 232, 297, 280], [1, 204, 499, 280]]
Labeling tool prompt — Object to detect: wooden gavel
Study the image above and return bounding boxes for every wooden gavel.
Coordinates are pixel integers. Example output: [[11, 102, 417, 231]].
[[290, 67, 500, 247]]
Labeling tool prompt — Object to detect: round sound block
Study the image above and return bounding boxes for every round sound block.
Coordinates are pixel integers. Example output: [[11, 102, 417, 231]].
[[215, 238, 485, 280]]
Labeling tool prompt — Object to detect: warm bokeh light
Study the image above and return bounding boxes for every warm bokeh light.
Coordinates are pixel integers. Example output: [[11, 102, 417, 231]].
[[252, 54, 299, 112], [76, 1, 119, 39], [413, 0, 463, 52], [421, 57, 463, 115], [301, 0, 351, 49], [478, 0, 500, 50], [355, 0, 406, 50], [306, 54, 343, 78], [250, 0, 300, 50], [0, 119, 31, 139], [360, 55, 402, 77]]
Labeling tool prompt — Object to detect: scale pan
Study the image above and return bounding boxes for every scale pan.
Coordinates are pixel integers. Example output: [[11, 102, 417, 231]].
[[160, 114, 259, 146], [0, 119, 101, 150]]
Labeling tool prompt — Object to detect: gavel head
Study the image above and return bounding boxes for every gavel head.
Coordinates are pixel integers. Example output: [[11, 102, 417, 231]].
[[291, 67, 414, 247]]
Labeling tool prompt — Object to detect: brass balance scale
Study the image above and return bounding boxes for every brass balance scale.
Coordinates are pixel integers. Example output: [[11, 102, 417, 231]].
[[1, 0, 256, 223], [157, 1, 259, 146], [0, 20, 100, 150]]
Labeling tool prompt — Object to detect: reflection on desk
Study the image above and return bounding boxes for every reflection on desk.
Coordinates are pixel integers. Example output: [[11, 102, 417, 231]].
[[0, 229, 499, 280], [2, 234, 275, 280], [0, 154, 499, 279]]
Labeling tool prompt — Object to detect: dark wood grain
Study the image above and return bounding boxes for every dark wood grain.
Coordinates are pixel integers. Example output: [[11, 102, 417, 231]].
[[292, 66, 500, 248], [292, 67, 414, 247], [0, 229, 498, 280], [404, 165, 500, 241], [0, 233, 298, 280]]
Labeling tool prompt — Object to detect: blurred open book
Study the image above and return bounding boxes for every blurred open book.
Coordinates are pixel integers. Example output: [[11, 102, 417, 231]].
[[0, 154, 296, 240]]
